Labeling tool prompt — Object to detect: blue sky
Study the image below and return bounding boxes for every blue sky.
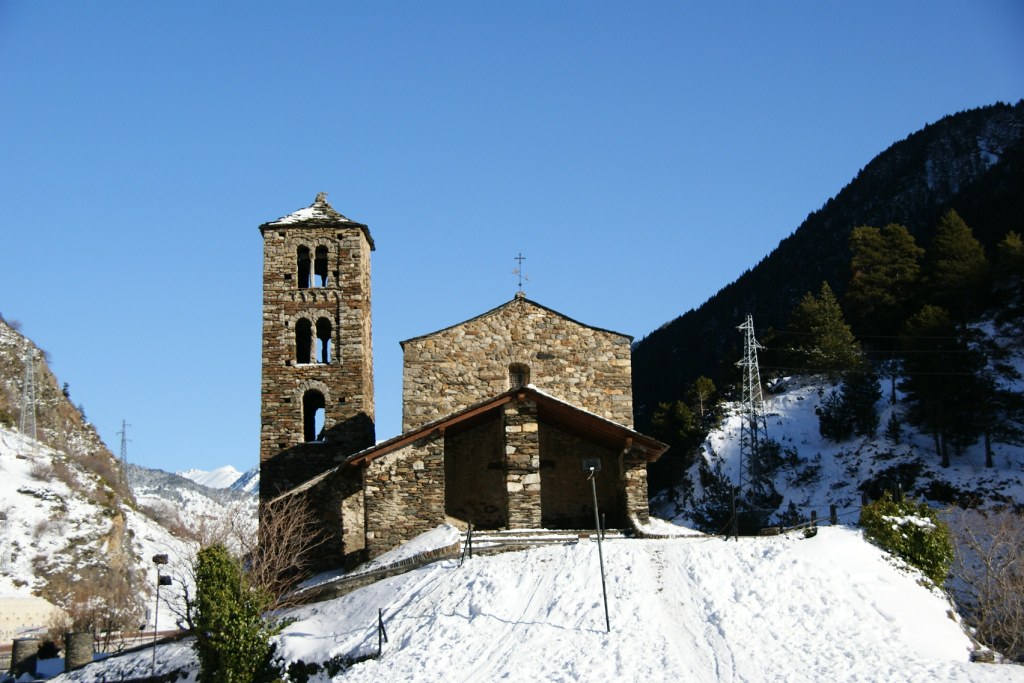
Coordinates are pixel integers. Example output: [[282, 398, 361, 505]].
[[1, 2, 1021, 475]]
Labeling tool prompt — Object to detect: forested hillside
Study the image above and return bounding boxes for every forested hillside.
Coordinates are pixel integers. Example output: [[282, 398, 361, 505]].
[[633, 101, 1024, 428]]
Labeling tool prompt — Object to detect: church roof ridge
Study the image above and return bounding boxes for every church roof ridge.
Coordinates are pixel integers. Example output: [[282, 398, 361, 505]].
[[399, 294, 632, 347], [259, 192, 375, 249]]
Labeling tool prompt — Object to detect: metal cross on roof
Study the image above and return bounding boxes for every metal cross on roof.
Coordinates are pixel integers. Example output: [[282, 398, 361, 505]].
[[513, 252, 527, 292]]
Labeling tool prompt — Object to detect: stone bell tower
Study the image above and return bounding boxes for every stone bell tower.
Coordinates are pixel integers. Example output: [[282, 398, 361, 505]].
[[258, 193, 375, 499]]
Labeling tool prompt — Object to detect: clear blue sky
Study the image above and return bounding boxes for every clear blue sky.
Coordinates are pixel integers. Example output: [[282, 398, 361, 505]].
[[1, 2, 1021, 475]]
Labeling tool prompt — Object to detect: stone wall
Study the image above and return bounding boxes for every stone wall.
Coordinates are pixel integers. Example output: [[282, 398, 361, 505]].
[[623, 448, 651, 524], [363, 436, 446, 559], [503, 399, 541, 528], [401, 295, 633, 432]]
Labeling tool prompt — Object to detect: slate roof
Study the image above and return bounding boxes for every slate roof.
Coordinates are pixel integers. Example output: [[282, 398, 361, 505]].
[[259, 192, 375, 249]]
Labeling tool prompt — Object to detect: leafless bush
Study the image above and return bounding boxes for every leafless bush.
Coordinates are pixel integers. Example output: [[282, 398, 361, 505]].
[[44, 565, 146, 652], [167, 495, 322, 630], [29, 458, 54, 480], [951, 508, 1024, 661], [248, 494, 326, 609]]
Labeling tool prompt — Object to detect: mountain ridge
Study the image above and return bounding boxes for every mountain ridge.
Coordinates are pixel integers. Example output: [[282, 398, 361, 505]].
[[632, 100, 1024, 424]]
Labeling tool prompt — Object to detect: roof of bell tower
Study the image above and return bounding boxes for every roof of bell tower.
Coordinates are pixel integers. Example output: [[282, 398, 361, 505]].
[[259, 192, 374, 249]]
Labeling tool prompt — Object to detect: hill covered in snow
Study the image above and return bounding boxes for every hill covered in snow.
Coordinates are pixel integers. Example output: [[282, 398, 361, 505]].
[[55, 524, 1023, 682]]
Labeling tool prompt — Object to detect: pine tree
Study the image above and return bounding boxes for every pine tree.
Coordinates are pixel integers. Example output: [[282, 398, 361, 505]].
[[899, 305, 982, 467], [993, 230, 1024, 303], [789, 282, 861, 379], [924, 210, 989, 320], [843, 363, 882, 437], [687, 375, 718, 430], [846, 224, 924, 337]]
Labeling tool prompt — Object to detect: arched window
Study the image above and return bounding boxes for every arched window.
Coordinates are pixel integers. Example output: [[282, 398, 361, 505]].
[[315, 318, 332, 364], [295, 319, 312, 364], [314, 246, 329, 287], [509, 363, 530, 389], [302, 390, 326, 442], [297, 246, 311, 289]]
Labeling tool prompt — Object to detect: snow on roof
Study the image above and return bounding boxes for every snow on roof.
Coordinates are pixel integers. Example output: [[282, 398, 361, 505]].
[[261, 192, 359, 227]]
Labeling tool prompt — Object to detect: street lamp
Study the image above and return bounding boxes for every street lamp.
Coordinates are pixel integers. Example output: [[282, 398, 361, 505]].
[[152, 554, 171, 676], [581, 458, 610, 633]]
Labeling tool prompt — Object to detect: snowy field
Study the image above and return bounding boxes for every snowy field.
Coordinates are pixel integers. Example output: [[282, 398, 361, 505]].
[[56, 525, 1024, 682]]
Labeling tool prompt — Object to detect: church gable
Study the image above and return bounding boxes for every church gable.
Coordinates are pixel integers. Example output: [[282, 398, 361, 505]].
[[400, 294, 634, 433]]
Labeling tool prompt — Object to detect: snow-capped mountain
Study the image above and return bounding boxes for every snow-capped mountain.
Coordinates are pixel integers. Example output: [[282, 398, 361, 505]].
[[177, 464, 259, 495], [178, 465, 244, 489]]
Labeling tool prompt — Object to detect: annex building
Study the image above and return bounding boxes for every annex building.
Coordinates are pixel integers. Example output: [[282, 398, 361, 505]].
[[259, 194, 667, 568]]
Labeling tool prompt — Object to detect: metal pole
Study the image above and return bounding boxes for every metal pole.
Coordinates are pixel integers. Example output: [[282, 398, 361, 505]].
[[152, 576, 160, 676], [589, 469, 611, 633], [151, 553, 168, 677]]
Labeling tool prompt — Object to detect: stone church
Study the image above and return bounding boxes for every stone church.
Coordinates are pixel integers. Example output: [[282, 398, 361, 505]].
[[259, 194, 667, 568]]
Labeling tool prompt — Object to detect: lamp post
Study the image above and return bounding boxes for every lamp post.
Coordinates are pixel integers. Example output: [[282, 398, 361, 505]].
[[582, 458, 610, 633], [151, 554, 171, 676]]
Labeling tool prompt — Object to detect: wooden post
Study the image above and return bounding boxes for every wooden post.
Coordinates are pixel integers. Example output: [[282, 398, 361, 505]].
[[830, 505, 838, 525], [810, 510, 817, 529]]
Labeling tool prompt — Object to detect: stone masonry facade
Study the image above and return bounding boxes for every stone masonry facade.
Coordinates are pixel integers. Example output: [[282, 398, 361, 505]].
[[400, 294, 634, 432], [259, 194, 375, 499]]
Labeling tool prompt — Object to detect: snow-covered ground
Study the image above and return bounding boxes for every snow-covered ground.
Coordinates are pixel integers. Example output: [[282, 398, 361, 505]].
[[54, 523, 1024, 682], [657, 372, 1024, 529]]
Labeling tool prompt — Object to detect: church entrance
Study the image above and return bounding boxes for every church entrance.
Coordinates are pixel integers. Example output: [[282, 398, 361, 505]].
[[444, 413, 508, 529], [538, 424, 626, 529]]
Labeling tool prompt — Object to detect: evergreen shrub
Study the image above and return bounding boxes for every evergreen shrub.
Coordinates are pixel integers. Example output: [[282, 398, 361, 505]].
[[859, 492, 953, 587], [193, 544, 280, 683]]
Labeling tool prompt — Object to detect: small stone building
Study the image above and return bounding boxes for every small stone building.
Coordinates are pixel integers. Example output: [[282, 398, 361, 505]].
[[259, 195, 667, 568]]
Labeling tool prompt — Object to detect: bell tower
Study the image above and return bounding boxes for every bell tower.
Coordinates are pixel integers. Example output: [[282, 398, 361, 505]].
[[258, 193, 375, 499]]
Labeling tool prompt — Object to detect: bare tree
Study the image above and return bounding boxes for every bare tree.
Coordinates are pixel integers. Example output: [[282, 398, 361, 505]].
[[951, 508, 1024, 661], [166, 494, 324, 630], [248, 494, 326, 609]]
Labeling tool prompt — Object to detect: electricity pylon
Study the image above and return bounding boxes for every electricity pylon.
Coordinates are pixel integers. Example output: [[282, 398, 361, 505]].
[[18, 348, 38, 455], [732, 315, 770, 537]]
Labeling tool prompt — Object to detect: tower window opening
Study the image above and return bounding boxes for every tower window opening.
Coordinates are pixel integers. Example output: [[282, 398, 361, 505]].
[[509, 363, 530, 389], [316, 318, 332, 364], [297, 246, 312, 289], [295, 318, 313, 364], [314, 246, 329, 287], [302, 390, 326, 442]]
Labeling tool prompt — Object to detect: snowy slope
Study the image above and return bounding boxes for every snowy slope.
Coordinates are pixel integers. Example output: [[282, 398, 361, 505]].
[[0, 428, 192, 630], [55, 525, 1023, 682], [655, 371, 1024, 529], [0, 425, 259, 636]]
